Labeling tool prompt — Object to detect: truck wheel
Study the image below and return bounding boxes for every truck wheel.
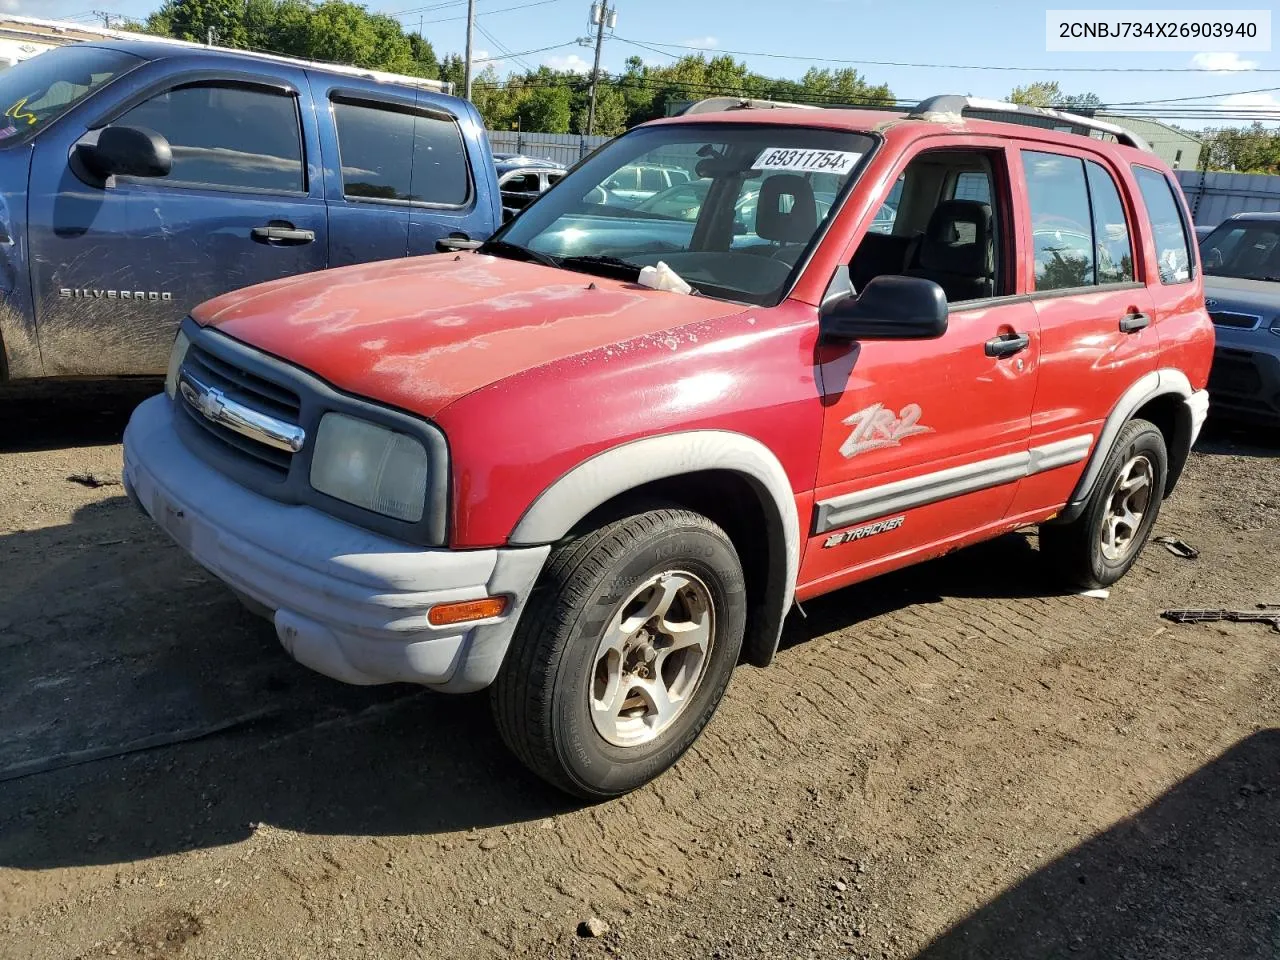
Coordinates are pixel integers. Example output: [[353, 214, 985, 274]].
[[491, 507, 746, 799], [1040, 418, 1168, 590]]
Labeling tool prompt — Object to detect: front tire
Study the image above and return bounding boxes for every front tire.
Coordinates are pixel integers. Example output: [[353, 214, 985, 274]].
[[491, 507, 746, 799], [1040, 418, 1168, 589]]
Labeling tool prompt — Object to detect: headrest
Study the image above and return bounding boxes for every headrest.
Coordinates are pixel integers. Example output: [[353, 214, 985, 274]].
[[756, 175, 818, 244], [919, 200, 993, 276]]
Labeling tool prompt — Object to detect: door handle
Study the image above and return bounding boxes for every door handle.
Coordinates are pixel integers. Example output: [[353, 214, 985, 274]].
[[251, 224, 316, 245], [1119, 312, 1151, 333], [985, 332, 1031, 358], [436, 234, 484, 253]]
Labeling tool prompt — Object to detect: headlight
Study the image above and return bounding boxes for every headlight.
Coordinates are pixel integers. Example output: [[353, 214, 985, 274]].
[[310, 413, 429, 523], [164, 330, 191, 399]]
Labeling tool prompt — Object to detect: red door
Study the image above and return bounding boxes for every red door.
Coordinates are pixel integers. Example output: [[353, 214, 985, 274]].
[[798, 139, 1042, 600], [1006, 145, 1160, 516]]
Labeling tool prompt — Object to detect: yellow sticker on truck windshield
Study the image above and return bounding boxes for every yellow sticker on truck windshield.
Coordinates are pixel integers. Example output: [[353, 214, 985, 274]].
[[753, 148, 862, 175]]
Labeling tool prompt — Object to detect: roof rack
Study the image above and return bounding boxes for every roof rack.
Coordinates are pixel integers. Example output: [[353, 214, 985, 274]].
[[678, 97, 821, 116], [908, 95, 1151, 152], [0, 13, 453, 94]]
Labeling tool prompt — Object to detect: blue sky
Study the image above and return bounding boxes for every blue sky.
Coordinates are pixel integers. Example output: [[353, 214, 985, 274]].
[[14, 0, 1280, 126]]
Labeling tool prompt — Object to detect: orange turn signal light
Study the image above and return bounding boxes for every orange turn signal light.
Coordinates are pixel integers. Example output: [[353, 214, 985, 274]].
[[427, 596, 509, 627]]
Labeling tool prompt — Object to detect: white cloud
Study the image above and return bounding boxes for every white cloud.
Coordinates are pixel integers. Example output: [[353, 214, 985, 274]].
[[1219, 91, 1280, 109], [1190, 52, 1259, 72], [0, 0, 21, 11], [681, 36, 718, 50], [543, 53, 591, 74]]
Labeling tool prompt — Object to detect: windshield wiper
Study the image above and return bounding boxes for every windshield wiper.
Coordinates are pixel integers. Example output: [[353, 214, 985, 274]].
[[478, 239, 561, 269], [559, 254, 644, 272]]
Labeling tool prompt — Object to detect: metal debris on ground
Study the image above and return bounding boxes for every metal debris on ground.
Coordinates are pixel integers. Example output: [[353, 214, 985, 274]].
[[66, 473, 122, 488], [1161, 606, 1280, 632], [1153, 535, 1200, 559]]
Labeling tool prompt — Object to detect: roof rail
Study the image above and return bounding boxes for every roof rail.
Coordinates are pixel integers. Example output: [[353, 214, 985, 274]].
[[678, 97, 821, 116], [908, 95, 1151, 152]]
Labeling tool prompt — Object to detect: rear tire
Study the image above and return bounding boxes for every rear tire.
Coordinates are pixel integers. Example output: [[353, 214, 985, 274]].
[[1040, 418, 1167, 590], [491, 507, 746, 799]]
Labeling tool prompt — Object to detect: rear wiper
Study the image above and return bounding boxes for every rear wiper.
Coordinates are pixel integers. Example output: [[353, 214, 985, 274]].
[[478, 239, 561, 269]]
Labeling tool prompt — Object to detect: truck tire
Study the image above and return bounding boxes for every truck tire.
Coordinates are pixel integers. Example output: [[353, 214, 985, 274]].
[[491, 507, 747, 798], [1040, 418, 1168, 590]]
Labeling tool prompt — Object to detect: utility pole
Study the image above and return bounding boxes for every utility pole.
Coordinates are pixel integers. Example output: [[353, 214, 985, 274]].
[[585, 2, 616, 136], [92, 10, 114, 28], [463, 0, 476, 102]]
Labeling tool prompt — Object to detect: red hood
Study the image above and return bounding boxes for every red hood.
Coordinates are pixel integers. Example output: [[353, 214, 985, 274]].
[[194, 254, 744, 416]]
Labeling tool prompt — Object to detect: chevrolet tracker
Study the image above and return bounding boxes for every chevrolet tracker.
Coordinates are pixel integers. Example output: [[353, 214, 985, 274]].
[[123, 95, 1214, 798]]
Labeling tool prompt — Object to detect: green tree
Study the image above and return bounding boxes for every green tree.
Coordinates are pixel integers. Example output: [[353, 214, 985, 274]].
[[148, 0, 248, 46], [1009, 81, 1103, 110], [1202, 123, 1280, 174]]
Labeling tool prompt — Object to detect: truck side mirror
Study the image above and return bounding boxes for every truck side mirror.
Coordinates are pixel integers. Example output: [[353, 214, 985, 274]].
[[820, 273, 949, 342], [77, 125, 173, 180]]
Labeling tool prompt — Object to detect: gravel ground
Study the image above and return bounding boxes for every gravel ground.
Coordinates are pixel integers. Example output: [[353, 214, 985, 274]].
[[0, 386, 1277, 960]]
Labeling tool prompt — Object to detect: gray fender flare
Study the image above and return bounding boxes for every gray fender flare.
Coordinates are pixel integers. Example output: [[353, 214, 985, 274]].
[[1060, 367, 1194, 521], [510, 430, 800, 666]]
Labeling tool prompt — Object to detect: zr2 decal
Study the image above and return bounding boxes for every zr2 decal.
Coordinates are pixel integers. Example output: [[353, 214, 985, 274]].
[[839, 402, 932, 459], [824, 515, 905, 548]]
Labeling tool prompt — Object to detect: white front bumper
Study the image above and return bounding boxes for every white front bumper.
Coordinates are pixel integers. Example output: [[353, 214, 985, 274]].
[[122, 395, 548, 692]]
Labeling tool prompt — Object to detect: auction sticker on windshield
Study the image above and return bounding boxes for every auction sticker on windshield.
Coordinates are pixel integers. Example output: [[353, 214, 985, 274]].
[[754, 148, 862, 175]]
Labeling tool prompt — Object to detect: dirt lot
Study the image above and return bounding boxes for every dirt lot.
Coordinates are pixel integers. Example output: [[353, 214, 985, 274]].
[[1, 386, 1277, 960]]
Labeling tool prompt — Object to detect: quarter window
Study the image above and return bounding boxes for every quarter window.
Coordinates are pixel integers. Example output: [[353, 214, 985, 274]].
[[1133, 165, 1194, 284], [1023, 151, 1094, 291], [113, 84, 304, 193], [1085, 161, 1134, 284], [333, 100, 469, 206]]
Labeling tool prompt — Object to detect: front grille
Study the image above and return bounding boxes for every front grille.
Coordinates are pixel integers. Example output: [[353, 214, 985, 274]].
[[1208, 350, 1264, 397], [1210, 311, 1262, 330], [178, 342, 302, 478]]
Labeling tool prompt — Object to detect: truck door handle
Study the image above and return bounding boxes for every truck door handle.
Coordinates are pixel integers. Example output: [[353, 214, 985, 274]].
[[251, 224, 316, 245], [1119, 312, 1151, 333], [436, 233, 484, 253], [985, 332, 1030, 358]]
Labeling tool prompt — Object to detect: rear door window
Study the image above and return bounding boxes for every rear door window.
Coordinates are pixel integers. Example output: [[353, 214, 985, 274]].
[[1133, 165, 1194, 284], [333, 100, 469, 206], [1085, 161, 1134, 284], [113, 84, 304, 193], [1022, 151, 1094, 291]]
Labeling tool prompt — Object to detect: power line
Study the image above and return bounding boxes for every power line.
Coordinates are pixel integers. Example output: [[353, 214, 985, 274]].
[[616, 36, 1280, 73], [386, 0, 571, 24], [474, 20, 536, 73]]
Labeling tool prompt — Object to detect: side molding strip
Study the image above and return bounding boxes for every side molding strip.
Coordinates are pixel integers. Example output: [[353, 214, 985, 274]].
[[814, 434, 1094, 534]]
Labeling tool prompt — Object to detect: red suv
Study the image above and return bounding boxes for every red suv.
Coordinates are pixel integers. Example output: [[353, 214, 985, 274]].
[[123, 95, 1213, 798]]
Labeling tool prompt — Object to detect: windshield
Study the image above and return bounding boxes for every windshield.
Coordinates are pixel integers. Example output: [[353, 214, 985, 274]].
[[1200, 221, 1280, 281], [493, 124, 875, 305], [0, 46, 141, 147]]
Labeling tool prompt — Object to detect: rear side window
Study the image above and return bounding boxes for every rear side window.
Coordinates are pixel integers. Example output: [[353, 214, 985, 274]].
[[1023, 151, 1094, 291], [640, 167, 666, 192], [953, 171, 991, 203], [333, 100, 469, 206], [1085, 161, 1134, 284], [114, 84, 303, 193], [1133, 165, 1194, 284]]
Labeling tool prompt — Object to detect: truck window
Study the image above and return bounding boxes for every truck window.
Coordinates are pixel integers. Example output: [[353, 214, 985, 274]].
[[113, 84, 304, 193], [1133, 165, 1194, 284], [1022, 151, 1095, 292], [0, 45, 140, 146], [333, 100, 469, 206]]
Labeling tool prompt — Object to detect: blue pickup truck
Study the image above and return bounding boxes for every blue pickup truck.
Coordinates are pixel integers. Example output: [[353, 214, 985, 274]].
[[0, 38, 501, 383]]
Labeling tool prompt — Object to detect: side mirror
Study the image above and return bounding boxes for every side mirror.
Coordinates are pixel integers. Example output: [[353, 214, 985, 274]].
[[821, 273, 948, 342], [77, 125, 172, 180], [1204, 247, 1223, 270], [733, 217, 749, 236]]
